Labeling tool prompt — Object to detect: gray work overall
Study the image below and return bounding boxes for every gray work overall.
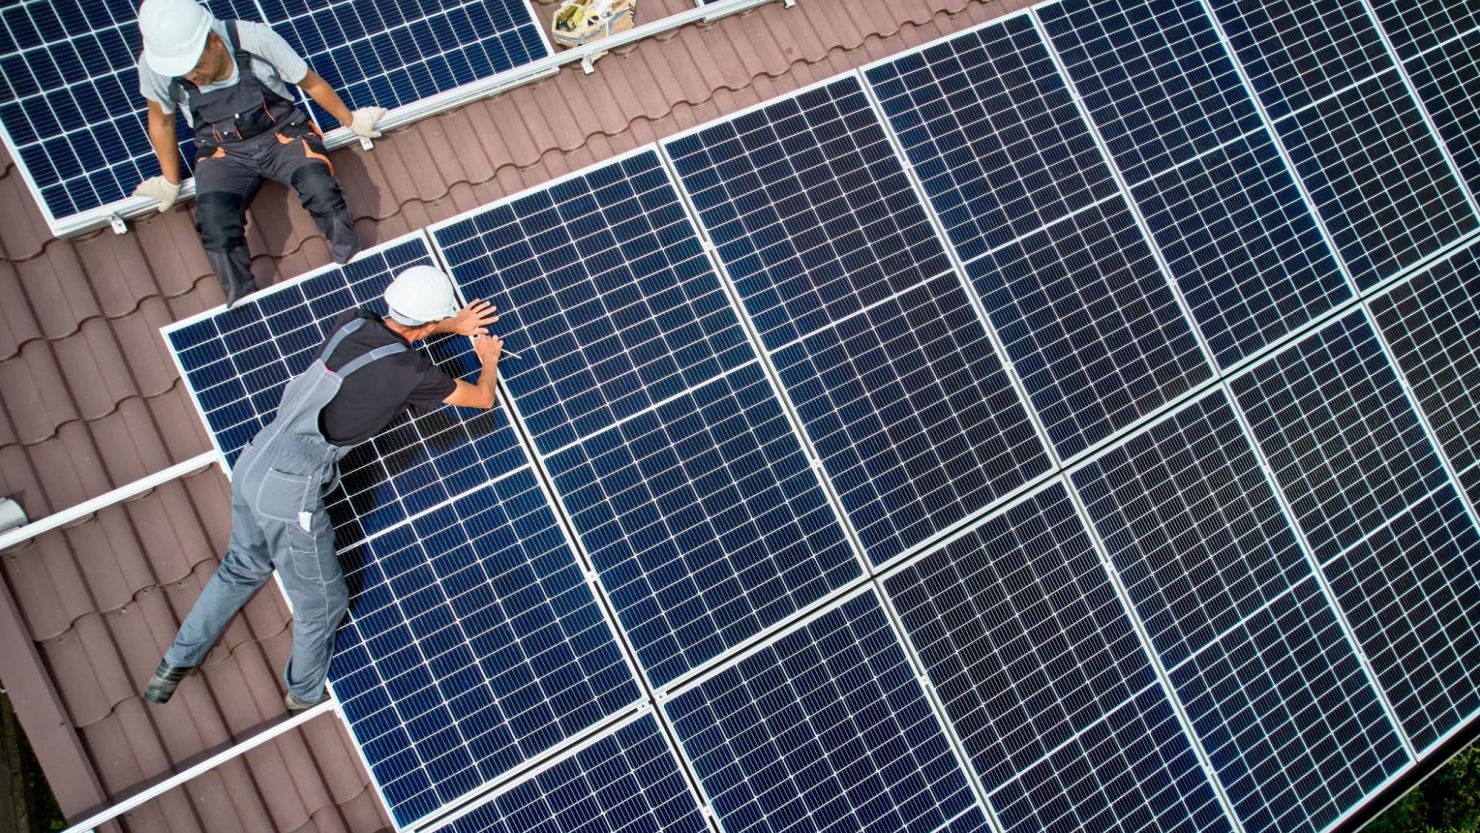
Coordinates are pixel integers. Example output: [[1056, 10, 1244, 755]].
[[164, 318, 405, 701], [177, 20, 359, 300]]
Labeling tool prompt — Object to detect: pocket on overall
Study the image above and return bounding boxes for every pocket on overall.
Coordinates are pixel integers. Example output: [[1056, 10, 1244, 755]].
[[252, 467, 315, 523]]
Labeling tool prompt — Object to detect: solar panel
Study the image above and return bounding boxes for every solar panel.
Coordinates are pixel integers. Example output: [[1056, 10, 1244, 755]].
[[1404, 29, 1480, 203], [883, 483, 1230, 832], [1366, 0, 1480, 63], [432, 151, 861, 689], [663, 590, 982, 833], [965, 197, 1212, 460], [862, 15, 1121, 264], [331, 475, 641, 826], [441, 714, 708, 833], [1229, 312, 1452, 563], [1369, 240, 1480, 506]]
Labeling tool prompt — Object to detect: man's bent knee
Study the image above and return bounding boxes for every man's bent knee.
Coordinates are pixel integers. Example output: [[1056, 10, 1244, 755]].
[[291, 165, 347, 218], [195, 191, 247, 251]]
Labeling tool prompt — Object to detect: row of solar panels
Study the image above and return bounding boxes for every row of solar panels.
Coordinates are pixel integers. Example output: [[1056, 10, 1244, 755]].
[[162, 0, 1480, 830]]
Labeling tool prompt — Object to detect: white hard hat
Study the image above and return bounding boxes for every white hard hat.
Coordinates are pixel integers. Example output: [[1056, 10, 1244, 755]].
[[384, 265, 461, 325], [139, 0, 214, 78]]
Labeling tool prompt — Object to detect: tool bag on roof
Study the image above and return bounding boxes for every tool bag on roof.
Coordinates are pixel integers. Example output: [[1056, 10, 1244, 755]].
[[552, 0, 636, 48]]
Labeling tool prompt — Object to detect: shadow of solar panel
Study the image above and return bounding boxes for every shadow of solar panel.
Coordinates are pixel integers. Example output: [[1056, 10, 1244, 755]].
[[1169, 577, 1407, 833], [664, 591, 980, 833], [331, 474, 641, 826], [255, 0, 548, 128], [863, 15, 1119, 264], [1071, 392, 1312, 668], [164, 234, 525, 547], [1230, 313, 1451, 563], [965, 197, 1211, 460], [545, 363, 860, 688], [1370, 241, 1480, 507], [0, 0, 204, 220], [445, 714, 707, 833], [773, 272, 1050, 565], [1368, 0, 1480, 61], [1040, 0, 1263, 186], [885, 483, 1205, 814], [431, 150, 755, 455], [664, 76, 954, 353], [1207, 0, 1394, 120], [990, 686, 1232, 833], [1406, 29, 1480, 202], [1270, 71, 1476, 290]]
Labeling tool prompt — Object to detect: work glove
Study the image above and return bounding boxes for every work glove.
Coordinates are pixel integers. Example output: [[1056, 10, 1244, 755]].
[[133, 176, 180, 212], [349, 107, 388, 139]]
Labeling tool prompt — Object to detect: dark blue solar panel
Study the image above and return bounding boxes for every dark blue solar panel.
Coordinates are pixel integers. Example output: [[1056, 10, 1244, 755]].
[[1071, 393, 1312, 668], [1207, 0, 1394, 120], [1230, 313, 1451, 563], [1130, 130, 1348, 369], [165, 235, 526, 547], [330, 474, 641, 826], [446, 715, 708, 833], [256, 0, 549, 128], [664, 591, 980, 833], [664, 76, 954, 354], [431, 150, 754, 456], [545, 364, 860, 688], [1322, 484, 1480, 752], [1040, 0, 1263, 186], [1370, 241, 1480, 507], [885, 484, 1157, 792], [1406, 29, 1480, 203], [990, 685, 1232, 833], [1363, 0, 1480, 64], [772, 271, 1050, 566], [964, 197, 1212, 460], [1272, 71, 1476, 290], [940, 807, 995, 833], [1169, 577, 1408, 833], [863, 15, 1119, 264]]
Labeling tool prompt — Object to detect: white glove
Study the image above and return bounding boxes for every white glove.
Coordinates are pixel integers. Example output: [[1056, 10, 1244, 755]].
[[349, 107, 388, 139], [133, 176, 180, 212]]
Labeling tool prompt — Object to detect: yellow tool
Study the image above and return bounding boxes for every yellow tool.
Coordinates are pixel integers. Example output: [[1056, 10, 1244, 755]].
[[552, 0, 636, 49]]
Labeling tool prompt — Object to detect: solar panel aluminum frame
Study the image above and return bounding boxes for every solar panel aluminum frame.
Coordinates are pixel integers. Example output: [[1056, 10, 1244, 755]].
[[19, 0, 794, 241], [427, 141, 874, 693]]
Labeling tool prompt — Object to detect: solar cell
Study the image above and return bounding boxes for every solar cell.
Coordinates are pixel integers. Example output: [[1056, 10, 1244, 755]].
[[1405, 29, 1480, 203], [1230, 312, 1451, 563], [1171, 577, 1407, 833], [546, 364, 860, 688], [431, 149, 754, 456], [862, 15, 1120, 264], [1370, 240, 1480, 506], [164, 234, 526, 548], [664, 76, 953, 354], [1071, 392, 1312, 669], [664, 590, 981, 833], [1366, 0, 1480, 63], [331, 475, 641, 825], [1040, 0, 1263, 186], [965, 197, 1211, 460], [1129, 133, 1348, 368], [1321, 484, 1480, 752], [1271, 70, 1476, 289], [443, 714, 708, 833]]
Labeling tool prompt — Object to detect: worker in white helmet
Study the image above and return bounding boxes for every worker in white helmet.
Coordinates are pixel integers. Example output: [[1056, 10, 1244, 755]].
[[146, 266, 502, 711], [132, 0, 389, 306]]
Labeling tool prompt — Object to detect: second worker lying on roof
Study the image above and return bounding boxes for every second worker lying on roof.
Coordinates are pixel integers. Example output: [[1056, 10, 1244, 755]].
[[145, 266, 503, 711], [133, 0, 388, 306]]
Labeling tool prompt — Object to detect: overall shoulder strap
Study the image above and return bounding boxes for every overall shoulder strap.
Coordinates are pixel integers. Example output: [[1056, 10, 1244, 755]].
[[318, 316, 367, 362], [336, 343, 409, 378]]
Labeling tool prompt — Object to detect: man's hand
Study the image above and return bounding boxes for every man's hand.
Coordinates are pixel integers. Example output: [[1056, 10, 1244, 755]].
[[443, 299, 499, 336], [349, 107, 388, 139], [474, 333, 503, 369], [134, 176, 181, 211]]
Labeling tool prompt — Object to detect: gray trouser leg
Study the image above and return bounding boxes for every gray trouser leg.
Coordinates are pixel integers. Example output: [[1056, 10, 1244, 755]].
[[193, 150, 261, 299], [263, 131, 360, 265], [264, 504, 348, 700], [164, 489, 274, 667]]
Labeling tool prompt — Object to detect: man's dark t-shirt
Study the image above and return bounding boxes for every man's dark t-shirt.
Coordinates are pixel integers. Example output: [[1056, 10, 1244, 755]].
[[319, 309, 456, 446]]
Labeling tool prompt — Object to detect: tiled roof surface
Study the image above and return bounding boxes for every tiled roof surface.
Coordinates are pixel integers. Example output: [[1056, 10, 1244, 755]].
[[0, 0, 1026, 828]]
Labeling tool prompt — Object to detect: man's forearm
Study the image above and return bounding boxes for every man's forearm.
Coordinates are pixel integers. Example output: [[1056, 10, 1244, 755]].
[[148, 119, 181, 184], [300, 75, 353, 128]]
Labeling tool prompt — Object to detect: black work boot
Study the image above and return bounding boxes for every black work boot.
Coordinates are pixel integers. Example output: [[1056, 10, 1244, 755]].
[[144, 661, 196, 704], [224, 275, 257, 309]]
